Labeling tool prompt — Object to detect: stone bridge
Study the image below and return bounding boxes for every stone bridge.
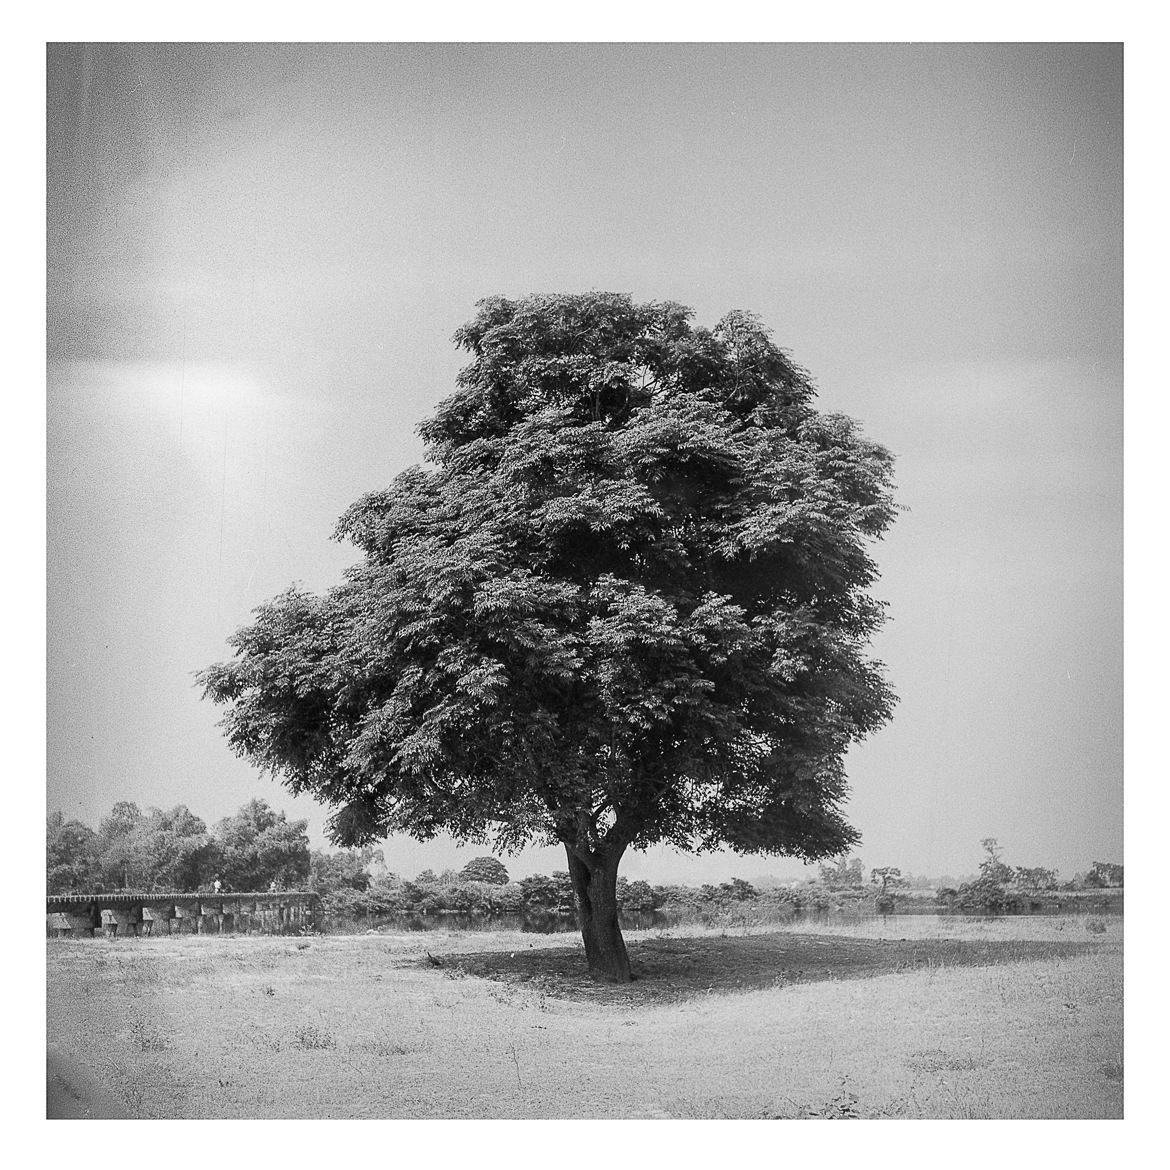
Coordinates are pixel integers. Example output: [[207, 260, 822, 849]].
[[46, 892, 319, 938]]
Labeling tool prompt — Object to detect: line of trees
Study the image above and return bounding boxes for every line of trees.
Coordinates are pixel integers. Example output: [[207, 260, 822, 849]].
[[46, 799, 311, 894], [48, 805, 1123, 925], [308, 853, 667, 922], [941, 839, 1123, 912], [310, 865, 919, 926]]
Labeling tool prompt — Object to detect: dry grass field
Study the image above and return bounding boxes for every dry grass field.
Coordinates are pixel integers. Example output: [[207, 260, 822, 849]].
[[46, 914, 1122, 1119]]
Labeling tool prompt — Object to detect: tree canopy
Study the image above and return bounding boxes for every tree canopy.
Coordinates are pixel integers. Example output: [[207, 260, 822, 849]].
[[310, 845, 385, 894], [47, 811, 100, 893], [460, 856, 511, 885], [213, 799, 310, 891], [46, 798, 310, 894], [199, 292, 898, 979]]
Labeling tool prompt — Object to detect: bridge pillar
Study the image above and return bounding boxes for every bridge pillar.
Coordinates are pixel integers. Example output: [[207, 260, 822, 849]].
[[171, 900, 199, 934], [199, 899, 223, 934], [47, 912, 71, 937], [141, 905, 174, 935], [101, 906, 141, 938], [223, 897, 243, 933], [67, 907, 99, 937]]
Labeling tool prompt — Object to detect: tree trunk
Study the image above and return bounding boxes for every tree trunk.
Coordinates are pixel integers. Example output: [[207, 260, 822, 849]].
[[565, 844, 631, 983]]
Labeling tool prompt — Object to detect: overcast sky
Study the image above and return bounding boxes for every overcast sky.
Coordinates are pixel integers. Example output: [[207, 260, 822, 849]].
[[46, 42, 1122, 883]]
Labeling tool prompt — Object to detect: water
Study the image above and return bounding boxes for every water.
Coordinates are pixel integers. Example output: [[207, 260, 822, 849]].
[[317, 896, 1121, 936], [318, 908, 664, 935]]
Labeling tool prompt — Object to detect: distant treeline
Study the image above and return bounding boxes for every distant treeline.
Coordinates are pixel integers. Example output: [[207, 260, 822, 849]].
[[47, 799, 311, 894], [47, 805, 1122, 921], [934, 838, 1123, 914]]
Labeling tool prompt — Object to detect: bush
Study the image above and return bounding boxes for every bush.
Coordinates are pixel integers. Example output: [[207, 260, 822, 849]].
[[487, 883, 524, 914], [519, 873, 573, 913], [953, 875, 1020, 913], [617, 879, 662, 913], [444, 882, 493, 915], [318, 880, 411, 918], [657, 884, 701, 911]]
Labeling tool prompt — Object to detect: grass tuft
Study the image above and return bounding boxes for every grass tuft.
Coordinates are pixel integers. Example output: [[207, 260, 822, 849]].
[[292, 1024, 336, 1050], [128, 1018, 170, 1052]]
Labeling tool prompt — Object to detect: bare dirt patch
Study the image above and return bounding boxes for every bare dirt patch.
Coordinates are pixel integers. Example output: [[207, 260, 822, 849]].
[[438, 930, 1095, 1004]]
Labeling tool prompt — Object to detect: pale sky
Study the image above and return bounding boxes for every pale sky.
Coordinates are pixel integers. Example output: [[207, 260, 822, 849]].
[[46, 43, 1122, 884]]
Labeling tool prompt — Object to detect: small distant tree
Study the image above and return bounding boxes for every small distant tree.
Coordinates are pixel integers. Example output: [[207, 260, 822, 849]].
[[1013, 865, 1058, 891], [460, 856, 510, 885], [819, 855, 865, 889], [699, 878, 759, 905], [1085, 861, 1124, 888], [869, 866, 906, 896], [978, 838, 1014, 885], [724, 877, 758, 901], [954, 839, 1019, 912]]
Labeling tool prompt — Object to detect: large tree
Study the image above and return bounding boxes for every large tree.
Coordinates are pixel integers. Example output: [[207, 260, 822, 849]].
[[199, 293, 897, 981], [134, 805, 219, 891], [95, 800, 145, 890]]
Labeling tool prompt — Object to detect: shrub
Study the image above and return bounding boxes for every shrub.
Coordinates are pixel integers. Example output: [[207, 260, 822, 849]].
[[445, 882, 493, 915], [617, 879, 662, 913], [519, 873, 574, 913], [318, 880, 411, 918], [657, 884, 701, 910], [487, 883, 524, 914], [953, 875, 1020, 913]]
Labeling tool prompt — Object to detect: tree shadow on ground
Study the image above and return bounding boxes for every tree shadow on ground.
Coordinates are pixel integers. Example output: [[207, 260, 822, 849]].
[[438, 931, 1098, 1005]]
